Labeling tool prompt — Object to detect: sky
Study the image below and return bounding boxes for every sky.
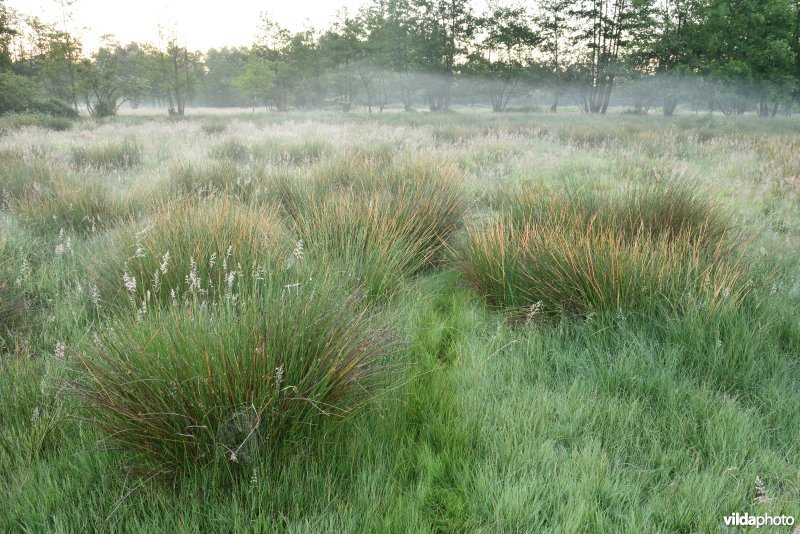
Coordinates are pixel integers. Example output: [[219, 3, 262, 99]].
[[8, 0, 367, 52]]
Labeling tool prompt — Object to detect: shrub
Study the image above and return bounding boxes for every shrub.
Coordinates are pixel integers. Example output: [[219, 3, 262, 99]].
[[29, 98, 79, 119], [70, 138, 142, 170], [71, 278, 400, 472], [91, 197, 286, 309], [0, 72, 36, 114]]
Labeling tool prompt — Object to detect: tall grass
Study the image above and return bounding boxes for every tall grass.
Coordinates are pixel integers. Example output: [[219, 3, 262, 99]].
[[283, 157, 468, 269], [71, 278, 401, 473], [0, 149, 60, 207], [167, 159, 251, 198], [14, 178, 140, 236], [251, 139, 329, 164], [70, 138, 142, 170], [209, 138, 251, 163], [292, 192, 427, 298], [91, 197, 286, 309], [460, 185, 748, 321], [499, 180, 729, 248], [0, 229, 39, 341]]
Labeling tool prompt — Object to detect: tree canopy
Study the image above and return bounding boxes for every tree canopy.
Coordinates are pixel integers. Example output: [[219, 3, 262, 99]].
[[1, 0, 798, 116]]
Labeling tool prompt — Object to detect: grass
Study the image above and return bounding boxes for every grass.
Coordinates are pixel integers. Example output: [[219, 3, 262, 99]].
[[70, 137, 142, 170], [1, 111, 798, 532], [71, 277, 401, 474], [13, 177, 141, 236], [459, 183, 747, 321], [90, 197, 286, 309]]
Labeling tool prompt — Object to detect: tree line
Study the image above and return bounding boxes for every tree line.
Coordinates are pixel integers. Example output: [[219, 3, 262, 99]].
[[1, 0, 799, 117]]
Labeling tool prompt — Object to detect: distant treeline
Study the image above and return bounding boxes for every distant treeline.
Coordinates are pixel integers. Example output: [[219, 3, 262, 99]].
[[1, 0, 799, 117]]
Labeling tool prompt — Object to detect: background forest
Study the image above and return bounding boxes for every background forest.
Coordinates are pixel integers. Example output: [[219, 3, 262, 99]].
[[1, 0, 799, 117]]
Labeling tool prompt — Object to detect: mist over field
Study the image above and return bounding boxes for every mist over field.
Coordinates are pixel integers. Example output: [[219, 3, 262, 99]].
[[1, 0, 799, 532]]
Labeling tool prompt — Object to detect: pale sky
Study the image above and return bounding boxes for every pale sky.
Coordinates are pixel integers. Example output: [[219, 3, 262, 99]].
[[8, 0, 367, 52]]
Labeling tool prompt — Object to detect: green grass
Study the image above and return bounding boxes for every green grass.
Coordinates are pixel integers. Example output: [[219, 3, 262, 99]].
[[71, 277, 401, 474], [1, 111, 798, 532], [70, 137, 143, 170]]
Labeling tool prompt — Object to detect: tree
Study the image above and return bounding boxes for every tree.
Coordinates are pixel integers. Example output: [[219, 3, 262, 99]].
[[410, 0, 475, 111], [701, 0, 796, 116], [233, 54, 274, 110], [570, 0, 657, 113], [196, 47, 249, 107], [468, 4, 540, 112], [53, 0, 80, 109], [77, 37, 145, 117], [537, 0, 571, 111], [0, 0, 16, 69]]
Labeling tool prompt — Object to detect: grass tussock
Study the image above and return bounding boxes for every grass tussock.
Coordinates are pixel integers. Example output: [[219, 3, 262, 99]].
[[92, 197, 286, 309], [292, 193, 427, 298], [284, 157, 468, 268], [14, 179, 140, 236], [461, 185, 747, 321], [70, 138, 142, 170], [0, 247, 29, 337], [252, 139, 329, 165], [167, 159, 252, 198], [0, 150, 60, 207], [209, 138, 251, 163], [71, 280, 400, 473], [200, 120, 227, 136], [500, 180, 729, 248]]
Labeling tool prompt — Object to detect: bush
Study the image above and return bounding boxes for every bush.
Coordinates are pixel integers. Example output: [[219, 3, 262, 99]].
[[459, 188, 748, 322], [0, 72, 36, 114], [91, 197, 286, 310], [72, 278, 400, 472], [29, 98, 79, 119], [71, 138, 142, 170]]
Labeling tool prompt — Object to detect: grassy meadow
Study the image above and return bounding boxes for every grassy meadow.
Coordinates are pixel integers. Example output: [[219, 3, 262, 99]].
[[1, 110, 799, 532]]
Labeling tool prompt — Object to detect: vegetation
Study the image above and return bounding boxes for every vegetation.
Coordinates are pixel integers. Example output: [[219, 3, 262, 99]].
[[72, 278, 401, 473], [1, 111, 798, 531], [2, 0, 800, 116]]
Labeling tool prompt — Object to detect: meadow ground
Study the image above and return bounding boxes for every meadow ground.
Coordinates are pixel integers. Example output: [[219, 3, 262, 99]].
[[1, 110, 799, 532]]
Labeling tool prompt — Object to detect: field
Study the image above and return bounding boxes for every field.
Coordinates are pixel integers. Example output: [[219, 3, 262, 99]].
[[1, 111, 799, 532]]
